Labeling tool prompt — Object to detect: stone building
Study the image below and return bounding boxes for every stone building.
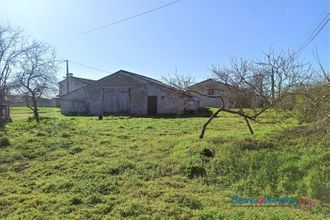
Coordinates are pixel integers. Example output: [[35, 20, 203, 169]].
[[60, 70, 198, 116], [58, 74, 95, 97], [188, 79, 231, 108]]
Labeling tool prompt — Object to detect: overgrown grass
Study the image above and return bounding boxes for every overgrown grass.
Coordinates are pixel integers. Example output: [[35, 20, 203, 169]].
[[0, 107, 328, 219]]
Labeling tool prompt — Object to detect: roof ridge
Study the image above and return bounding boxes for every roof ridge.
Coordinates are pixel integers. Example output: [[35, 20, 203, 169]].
[[72, 76, 95, 81], [189, 78, 226, 88], [61, 69, 186, 97], [119, 70, 180, 91], [59, 76, 96, 84]]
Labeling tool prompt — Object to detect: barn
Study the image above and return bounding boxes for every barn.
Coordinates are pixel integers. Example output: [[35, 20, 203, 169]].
[[60, 70, 198, 116]]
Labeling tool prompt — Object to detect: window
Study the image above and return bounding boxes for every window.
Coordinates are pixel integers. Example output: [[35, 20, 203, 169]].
[[208, 89, 215, 95]]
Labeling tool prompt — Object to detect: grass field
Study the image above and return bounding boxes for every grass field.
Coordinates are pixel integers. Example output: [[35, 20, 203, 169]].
[[0, 107, 329, 219]]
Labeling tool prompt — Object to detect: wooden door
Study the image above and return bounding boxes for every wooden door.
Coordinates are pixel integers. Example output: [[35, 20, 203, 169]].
[[118, 89, 130, 114], [103, 89, 130, 114], [147, 96, 157, 115]]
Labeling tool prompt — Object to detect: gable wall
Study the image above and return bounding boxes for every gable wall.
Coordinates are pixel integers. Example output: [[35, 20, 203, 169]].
[[59, 77, 90, 97], [189, 80, 231, 108], [86, 73, 146, 115], [145, 83, 186, 114], [60, 87, 89, 115]]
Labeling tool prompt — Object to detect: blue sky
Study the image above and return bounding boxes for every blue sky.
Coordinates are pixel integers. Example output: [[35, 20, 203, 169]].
[[1, 0, 329, 82]]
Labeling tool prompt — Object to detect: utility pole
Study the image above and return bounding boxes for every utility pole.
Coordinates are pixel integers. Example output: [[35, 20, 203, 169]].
[[66, 60, 70, 93]]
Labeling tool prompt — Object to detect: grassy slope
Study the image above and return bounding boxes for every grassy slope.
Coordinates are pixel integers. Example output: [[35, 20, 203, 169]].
[[0, 108, 328, 219]]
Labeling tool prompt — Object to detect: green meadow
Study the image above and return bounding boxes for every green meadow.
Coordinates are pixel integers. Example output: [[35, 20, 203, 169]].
[[0, 108, 329, 219]]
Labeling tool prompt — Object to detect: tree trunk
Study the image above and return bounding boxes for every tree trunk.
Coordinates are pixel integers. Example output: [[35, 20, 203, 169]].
[[31, 95, 40, 123], [33, 108, 39, 123], [0, 89, 5, 106], [199, 108, 223, 139], [271, 67, 275, 104], [244, 116, 254, 134]]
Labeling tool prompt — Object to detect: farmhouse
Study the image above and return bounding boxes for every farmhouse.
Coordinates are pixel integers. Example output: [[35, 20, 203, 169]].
[[189, 79, 231, 108], [60, 70, 198, 116]]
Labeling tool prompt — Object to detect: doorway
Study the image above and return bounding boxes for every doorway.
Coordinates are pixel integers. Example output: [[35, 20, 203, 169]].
[[147, 96, 157, 115], [103, 88, 130, 115]]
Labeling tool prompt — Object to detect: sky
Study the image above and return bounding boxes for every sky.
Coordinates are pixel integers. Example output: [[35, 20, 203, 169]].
[[0, 0, 329, 82]]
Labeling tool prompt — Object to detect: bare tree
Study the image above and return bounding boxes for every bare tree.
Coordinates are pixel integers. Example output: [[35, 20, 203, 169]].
[[162, 70, 196, 91], [14, 41, 58, 122], [255, 48, 313, 103], [164, 49, 314, 138], [0, 24, 25, 111]]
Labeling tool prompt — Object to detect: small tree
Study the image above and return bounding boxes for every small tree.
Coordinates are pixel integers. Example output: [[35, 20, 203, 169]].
[[14, 41, 58, 122]]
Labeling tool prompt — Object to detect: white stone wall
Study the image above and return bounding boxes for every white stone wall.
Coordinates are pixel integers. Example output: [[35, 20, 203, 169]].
[[189, 79, 230, 108]]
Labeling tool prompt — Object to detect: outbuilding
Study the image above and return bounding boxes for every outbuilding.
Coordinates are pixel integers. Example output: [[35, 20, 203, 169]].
[[188, 79, 231, 108], [60, 70, 198, 116]]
